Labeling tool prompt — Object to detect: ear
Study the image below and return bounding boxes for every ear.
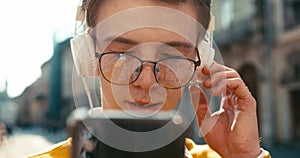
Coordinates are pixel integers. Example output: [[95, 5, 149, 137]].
[[70, 33, 99, 77]]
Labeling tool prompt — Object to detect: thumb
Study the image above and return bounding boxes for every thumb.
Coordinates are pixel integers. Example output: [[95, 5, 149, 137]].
[[189, 85, 211, 127]]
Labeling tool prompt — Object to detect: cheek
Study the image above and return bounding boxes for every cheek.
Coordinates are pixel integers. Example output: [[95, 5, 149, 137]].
[[100, 77, 119, 110], [163, 89, 182, 110]]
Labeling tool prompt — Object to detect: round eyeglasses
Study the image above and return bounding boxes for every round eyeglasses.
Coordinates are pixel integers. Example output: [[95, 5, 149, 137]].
[[96, 50, 201, 89]]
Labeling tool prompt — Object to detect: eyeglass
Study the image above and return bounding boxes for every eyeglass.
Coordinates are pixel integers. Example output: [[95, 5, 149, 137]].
[[95, 50, 201, 89]]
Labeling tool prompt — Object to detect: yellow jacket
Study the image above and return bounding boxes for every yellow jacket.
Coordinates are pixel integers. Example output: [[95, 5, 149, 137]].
[[27, 138, 270, 158]]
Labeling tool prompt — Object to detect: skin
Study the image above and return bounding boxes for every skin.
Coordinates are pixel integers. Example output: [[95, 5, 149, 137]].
[[194, 63, 261, 158], [93, 0, 261, 157]]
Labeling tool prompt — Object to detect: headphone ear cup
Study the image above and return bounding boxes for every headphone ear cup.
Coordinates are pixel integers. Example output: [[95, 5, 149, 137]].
[[204, 44, 214, 66], [70, 33, 99, 77], [197, 40, 214, 68]]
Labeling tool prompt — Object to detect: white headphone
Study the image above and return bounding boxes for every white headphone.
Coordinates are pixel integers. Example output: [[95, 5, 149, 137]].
[[70, 1, 215, 109], [70, 2, 99, 78]]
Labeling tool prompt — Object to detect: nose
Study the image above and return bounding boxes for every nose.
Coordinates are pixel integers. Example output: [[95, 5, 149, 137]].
[[132, 63, 157, 91]]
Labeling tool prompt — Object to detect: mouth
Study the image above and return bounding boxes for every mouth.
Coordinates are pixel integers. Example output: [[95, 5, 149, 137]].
[[124, 101, 163, 112]]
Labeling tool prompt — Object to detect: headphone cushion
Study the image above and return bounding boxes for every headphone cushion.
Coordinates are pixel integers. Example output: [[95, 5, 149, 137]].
[[70, 33, 99, 77], [197, 40, 214, 68]]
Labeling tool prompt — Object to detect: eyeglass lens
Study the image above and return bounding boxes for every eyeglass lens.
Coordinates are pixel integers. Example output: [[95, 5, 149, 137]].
[[99, 53, 196, 88]]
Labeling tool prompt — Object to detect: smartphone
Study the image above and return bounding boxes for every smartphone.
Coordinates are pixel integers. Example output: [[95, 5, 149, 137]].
[[71, 111, 190, 158]]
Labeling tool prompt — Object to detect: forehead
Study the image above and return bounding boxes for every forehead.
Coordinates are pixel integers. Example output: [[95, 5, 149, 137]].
[[96, 0, 198, 22], [104, 28, 194, 46], [92, 0, 203, 52]]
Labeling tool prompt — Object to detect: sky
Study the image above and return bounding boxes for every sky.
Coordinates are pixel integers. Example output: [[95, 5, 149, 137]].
[[0, 0, 77, 98]]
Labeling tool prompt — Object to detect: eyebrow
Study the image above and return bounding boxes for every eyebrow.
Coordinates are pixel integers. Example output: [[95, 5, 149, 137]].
[[164, 41, 194, 48], [104, 36, 139, 45], [158, 0, 187, 5], [105, 36, 194, 48]]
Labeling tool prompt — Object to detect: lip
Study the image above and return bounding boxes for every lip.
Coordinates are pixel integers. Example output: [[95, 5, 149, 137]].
[[124, 101, 163, 112]]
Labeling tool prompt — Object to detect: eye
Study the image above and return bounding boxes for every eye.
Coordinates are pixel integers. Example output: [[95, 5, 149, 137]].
[[155, 66, 160, 73], [134, 66, 141, 73]]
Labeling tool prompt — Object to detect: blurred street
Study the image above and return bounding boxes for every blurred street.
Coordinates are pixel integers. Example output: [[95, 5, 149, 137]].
[[0, 127, 67, 157], [12, 127, 68, 144]]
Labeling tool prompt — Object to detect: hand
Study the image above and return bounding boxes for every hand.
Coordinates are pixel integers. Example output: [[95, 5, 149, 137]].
[[190, 62, 261, 158]]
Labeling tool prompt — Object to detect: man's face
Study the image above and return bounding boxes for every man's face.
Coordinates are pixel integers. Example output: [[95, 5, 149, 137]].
[[94, 0, 199, 114]]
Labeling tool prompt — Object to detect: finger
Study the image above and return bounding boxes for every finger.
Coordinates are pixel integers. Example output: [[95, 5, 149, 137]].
[[203, 70, 239, 89], [211, 78, 242, 96], [195, 68, 207, 83], [202, 62, 232, 76], [213, 78, 256, 111], [221, 96, 236, 129], [189, 85, 211, 127], [190, 86, 220, 138], [221, 96, 235, 111]]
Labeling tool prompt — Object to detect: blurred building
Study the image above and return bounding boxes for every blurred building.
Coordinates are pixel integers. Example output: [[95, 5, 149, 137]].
[[15, 39, 76, 129], [213, 0, 300, 147], [0, 81, 18, 130], [15, 36, 97, 130]]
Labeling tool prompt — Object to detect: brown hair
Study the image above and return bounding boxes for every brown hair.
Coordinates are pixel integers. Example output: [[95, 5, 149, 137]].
[[81, 0, 211, 29]]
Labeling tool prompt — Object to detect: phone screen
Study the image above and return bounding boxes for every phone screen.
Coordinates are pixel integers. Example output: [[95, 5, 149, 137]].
[[71, 111, 190, 158]]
